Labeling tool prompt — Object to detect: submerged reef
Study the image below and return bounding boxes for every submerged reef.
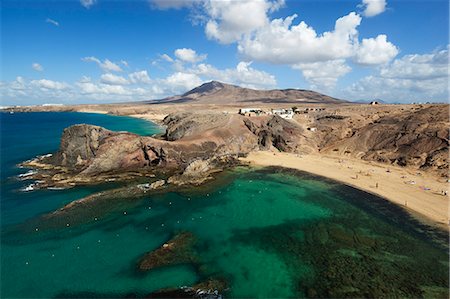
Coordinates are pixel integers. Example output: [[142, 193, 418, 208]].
[[139, 232, 197, 271]]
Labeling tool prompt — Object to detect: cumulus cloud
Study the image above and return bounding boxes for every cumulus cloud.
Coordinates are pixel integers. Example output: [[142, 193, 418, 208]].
[[160, 54, 174, 62], [100, 73, 129, 85], [192, 61, 276, 89], [32, 63, 44, 72], [234, 11, 397, 87], [379, 48, 448, 80], [354, 35, 398, 65], [204, 0, 284, 44], [293, 60, 351, 90], [45, 18, 59, 26], [80, 0, 96, 9], [149, 0, 398, 90], [150, 0, 284, 44], [344, 48, 449, 102], [162, 72, 203, 93], [360, 0, 387, 17], [31, 79, 69, 90], [2, 51, 277, 104], [77, 79, 129, 95], [82, 56, 123, 72], [129, 70, 151, 84], [174, 48, 207, 63], [238, 12, 362, 64], [10, 76, 26, 90]]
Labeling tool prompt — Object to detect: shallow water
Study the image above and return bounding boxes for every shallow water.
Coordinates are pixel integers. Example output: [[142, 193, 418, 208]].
[[1, 112, 448, 298]]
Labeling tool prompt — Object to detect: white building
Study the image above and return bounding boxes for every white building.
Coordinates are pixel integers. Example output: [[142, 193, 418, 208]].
[[271, 109, 294, 119], [239, 108, 263, 115]]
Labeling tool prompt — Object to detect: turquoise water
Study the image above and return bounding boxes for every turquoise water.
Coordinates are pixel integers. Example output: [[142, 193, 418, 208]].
[[1, 112, 448, 298]]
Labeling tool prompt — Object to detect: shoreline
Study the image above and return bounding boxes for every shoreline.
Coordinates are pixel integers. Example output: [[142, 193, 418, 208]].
[[242, 151, 449, 231], [75, 109, 166, 126], [6, 109, 448, 230]]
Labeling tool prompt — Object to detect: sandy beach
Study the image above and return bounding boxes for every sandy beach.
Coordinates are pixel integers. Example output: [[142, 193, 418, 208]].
[[128, 113, 167, 124], [242, 151, 449, 230]]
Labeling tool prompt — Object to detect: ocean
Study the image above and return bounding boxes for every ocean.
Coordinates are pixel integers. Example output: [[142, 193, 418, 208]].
[[1, 112, 448, 298]]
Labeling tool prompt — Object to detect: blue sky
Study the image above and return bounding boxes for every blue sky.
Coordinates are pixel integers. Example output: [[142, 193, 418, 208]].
[[1, 0, 448, 105]]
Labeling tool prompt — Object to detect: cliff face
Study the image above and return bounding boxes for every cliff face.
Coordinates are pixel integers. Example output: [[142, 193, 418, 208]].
[[48, 113, 260, 177], [320, 106, 448, 176]]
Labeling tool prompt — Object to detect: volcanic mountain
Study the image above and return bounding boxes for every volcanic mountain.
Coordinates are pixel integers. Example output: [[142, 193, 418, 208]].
[[152, 81, 346, 104]]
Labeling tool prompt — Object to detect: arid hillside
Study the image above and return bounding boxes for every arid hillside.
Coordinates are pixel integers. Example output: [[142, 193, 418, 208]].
[[151, 81, 345, 104]]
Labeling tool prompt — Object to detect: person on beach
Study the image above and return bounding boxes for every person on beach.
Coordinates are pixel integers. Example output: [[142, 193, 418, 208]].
[[376, 182, 378, 188]]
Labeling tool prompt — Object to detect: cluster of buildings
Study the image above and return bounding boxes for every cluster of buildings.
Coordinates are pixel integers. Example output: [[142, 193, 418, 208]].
[[238, 107, 326, 119]]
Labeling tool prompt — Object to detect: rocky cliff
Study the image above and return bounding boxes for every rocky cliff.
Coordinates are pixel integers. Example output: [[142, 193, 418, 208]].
[[319, 106, 448, 176]]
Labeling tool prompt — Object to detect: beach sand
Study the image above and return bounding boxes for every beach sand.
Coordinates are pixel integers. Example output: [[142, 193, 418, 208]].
[[128, 113, 167, 124], [242, 151, 449, 230]]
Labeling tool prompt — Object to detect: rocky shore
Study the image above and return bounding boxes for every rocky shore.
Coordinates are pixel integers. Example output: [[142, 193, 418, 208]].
[[20, 105, 448, 192]]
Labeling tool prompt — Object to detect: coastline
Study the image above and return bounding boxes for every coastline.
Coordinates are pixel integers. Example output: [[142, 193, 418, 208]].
[[5, 109, 448, 230], [242, 151, 449, 230]]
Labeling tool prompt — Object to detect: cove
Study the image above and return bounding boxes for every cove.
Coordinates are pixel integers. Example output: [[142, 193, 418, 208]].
[[1, 112, 448, 298]]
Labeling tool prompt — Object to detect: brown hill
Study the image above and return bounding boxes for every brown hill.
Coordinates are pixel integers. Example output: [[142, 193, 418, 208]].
[[151, 81, 345, 104]]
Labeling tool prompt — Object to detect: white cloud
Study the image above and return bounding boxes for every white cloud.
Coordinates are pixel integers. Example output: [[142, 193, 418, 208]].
[[100, 73, 129, 85], [150, 0, 398, 91], [192, 61, 276, 89], [174, 48, 207, 63], [379, 48, 448, 80], [45, 18, 59, 26], [129, 70, 151, 84], [293, 60, 351, 90], [204, 0, 284, 44], [345, 76, 448, 103], [31, 79, 69, 90], [162, 72, 203, 93], [361, 0, 387, 17], [238, 12, 362, 64], [354, 35, 398, 65], [32, 63, 44, 72], [82, 56, 123, 72], [80, 0, 96, 9], [344, 48, 449, 103], [235, 10, 398, 86], [2, 51, 276, 103], [77, 81, 129, 95], [160, 54, 174, 62], [10, 76, 26, 90], [150, 0, 284, 44]]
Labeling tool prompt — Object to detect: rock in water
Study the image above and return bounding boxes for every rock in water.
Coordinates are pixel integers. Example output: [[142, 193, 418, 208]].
[[147, 278, 228, 299], [167, 159, 214, 186], [138, 232, 197, 271]]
